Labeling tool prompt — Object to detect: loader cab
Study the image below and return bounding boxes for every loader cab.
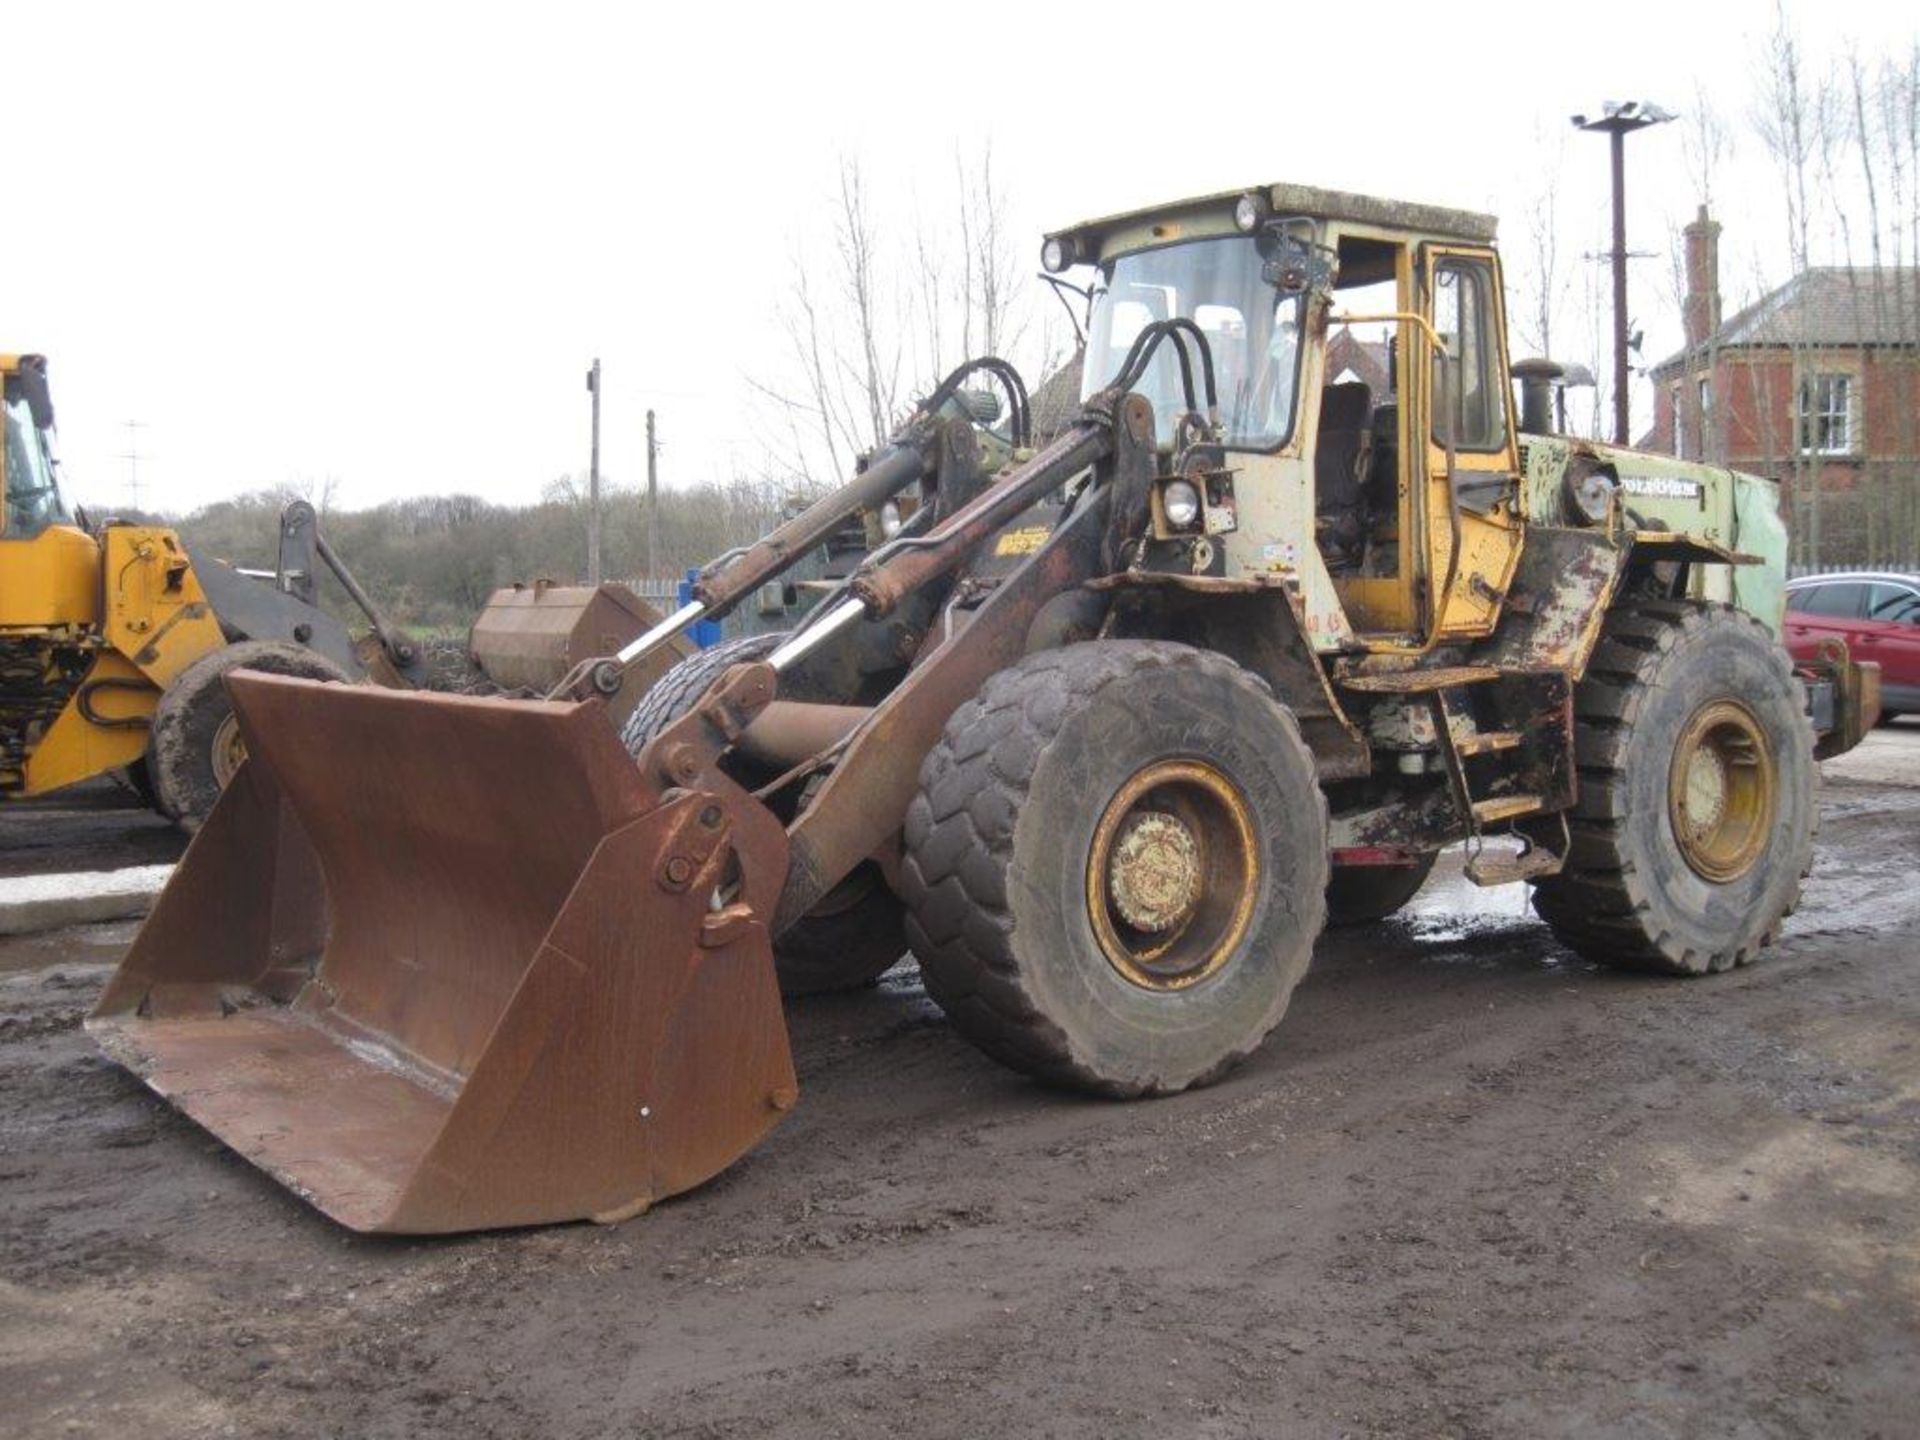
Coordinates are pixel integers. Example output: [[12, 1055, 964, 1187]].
[[2, 356, 74, 541], [1, 356, 98, 632], [1057, 185, 1523, 652]]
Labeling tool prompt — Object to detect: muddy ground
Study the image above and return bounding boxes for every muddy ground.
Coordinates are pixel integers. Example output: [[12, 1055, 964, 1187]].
[[3, 728, 1917, 1439]]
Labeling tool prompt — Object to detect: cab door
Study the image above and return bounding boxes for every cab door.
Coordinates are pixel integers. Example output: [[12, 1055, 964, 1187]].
[[1419, 247, 1523, 639]]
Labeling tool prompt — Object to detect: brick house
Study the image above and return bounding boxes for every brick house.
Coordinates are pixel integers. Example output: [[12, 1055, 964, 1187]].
[[1646, 207, 1920, 565], [1326, 330, 1391, 394]]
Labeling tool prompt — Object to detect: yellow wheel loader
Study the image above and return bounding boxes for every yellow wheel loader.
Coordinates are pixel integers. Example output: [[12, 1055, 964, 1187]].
[[1, 354, 426, 828], [88, 187, 1878, 1234]]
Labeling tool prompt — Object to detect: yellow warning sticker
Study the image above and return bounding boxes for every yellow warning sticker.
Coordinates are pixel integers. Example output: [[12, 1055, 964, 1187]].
[[993, 526, 1051, 557]]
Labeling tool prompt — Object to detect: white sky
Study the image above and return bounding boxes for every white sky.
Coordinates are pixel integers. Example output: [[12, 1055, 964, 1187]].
[[14, 0, 1916, 517]]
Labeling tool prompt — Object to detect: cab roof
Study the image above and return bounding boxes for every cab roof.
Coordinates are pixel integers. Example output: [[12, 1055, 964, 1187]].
[[1047, 183, 1499, 266]]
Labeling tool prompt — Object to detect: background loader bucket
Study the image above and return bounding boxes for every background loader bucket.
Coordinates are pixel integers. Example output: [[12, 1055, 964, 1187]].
[[88, 674, 797, 1234]]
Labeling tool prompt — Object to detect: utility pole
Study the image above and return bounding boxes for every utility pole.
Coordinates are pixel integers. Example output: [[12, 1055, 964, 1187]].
[[585, 359, 602, 586], [1572, 100, 1672, 446], [646, 408, 659, 583]]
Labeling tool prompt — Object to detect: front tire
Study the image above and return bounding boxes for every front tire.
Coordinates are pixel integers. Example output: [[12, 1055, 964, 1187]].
[[900, 641, 1329, 1097], [1531, 600, 1816, 974], [148, 641, 349, 831]]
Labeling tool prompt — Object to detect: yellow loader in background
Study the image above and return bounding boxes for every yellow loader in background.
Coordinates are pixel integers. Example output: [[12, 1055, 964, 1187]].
[[0, 353, 427, 827]]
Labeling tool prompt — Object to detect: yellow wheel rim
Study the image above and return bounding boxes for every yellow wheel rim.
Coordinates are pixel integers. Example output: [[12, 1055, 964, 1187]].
[[210, 712, 248, 791], [1086, 759, 1260, 991], [1667, 699, 1775, 883]]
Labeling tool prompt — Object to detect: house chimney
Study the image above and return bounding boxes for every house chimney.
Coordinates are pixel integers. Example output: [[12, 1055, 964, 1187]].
[[1682, 204, 1721, 352]]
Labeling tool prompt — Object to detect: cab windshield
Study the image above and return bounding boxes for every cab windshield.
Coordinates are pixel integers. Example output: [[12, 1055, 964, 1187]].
[[3, 391, 71, 537], [1083, 235, 1304, 449]]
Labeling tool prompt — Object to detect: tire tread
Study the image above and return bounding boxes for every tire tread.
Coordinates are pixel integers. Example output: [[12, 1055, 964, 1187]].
[[1532, 599, 1817, 975], [900, 641, 1328, 1095]]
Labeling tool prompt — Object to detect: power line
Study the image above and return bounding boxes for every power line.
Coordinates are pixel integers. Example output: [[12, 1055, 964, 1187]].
[[116, 419, 148, 512]]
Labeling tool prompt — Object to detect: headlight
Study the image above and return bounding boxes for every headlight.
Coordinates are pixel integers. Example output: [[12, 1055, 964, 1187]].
[[1161, 479, 1202, 529], [879, 499, 903, 538], [1040, 236, 1076, 273], [1234, 192, 1267, 233], [1564, 467, 1616, 525]]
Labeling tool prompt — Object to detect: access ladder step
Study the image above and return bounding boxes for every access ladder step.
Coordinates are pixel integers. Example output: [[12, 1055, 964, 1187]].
[[1453, 729, 1523, 757], [1470, 793, 1545, 825], [1465, 845, 1565, 885]]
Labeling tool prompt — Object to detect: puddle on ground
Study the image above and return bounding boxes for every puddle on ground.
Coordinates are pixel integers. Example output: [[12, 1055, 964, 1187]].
[[1392, 845, 1546, 954]]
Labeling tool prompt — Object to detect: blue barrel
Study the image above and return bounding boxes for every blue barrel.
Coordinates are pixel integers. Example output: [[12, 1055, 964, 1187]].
[[679, 570, 724, 649]]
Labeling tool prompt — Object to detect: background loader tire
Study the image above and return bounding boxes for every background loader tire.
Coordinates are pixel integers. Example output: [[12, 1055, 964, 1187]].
[[622, 631, 908, 997], [148, 640, 349, 832], [1326, 853, 1437, 927], [900, 640, 1329, 1097], [1531, 599, 1816, 975]]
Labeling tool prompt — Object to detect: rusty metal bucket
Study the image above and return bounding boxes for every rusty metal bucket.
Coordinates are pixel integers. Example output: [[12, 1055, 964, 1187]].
[[468, 581, 696, 724], [87, 673, 797, 1234]]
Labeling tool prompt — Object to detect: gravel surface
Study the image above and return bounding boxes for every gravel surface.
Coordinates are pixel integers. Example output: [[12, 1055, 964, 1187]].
[[0, 779, 183, 882], [1, 724, 1915, 1439]]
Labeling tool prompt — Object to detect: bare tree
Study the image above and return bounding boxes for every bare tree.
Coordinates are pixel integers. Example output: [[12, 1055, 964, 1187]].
[[957, 143, 1023, 360], [752, 159, 903, 490], [1512, 122, 1567, 363], [835, 160, 899, 453], [749, 142, 1055, 486], [1752, 2, 1828, 564]]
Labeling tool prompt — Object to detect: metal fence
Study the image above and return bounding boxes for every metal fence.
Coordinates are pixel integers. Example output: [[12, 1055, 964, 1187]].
[[625, 577, 685, 604]]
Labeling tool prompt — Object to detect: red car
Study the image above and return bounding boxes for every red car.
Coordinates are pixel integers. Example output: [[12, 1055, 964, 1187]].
[[1784, 571, 1920, 722]]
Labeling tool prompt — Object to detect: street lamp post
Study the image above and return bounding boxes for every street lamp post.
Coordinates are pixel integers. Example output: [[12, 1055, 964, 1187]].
[[1572, 100, 1673, 446]]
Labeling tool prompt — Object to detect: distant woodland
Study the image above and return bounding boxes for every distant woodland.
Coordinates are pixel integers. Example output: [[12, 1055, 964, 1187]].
[[163, 479, 794, 631]]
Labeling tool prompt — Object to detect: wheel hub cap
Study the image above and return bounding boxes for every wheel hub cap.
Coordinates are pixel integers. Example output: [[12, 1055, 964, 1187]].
[[1668, 699, 1775, 883], [1085, 759, 1260, 992], [1681, 748, 1729, 835], [1107, 811, 1201, 933], [211, 713, 248, 791]]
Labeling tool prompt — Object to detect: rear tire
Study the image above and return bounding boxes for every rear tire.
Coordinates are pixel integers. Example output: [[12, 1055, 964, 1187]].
[[1531, 600, 1816, 975], [900, 640, 1329, 1097], [148, 641, 349, 832], [622, 632, 907, 997], [1326, 853, 1437, 927]]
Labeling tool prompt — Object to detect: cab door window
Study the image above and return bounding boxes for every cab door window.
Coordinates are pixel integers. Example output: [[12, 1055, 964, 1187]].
[[1430, 259, 1507, 451], [2, 390, 71, 538]]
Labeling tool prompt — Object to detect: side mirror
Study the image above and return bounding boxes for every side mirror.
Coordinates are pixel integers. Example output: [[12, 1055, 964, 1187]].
[[1259, 230, 1333, 294]]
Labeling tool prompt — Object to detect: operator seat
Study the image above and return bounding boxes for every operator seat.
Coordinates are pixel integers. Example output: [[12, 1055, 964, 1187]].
[[1314, 381, 1373, 571]]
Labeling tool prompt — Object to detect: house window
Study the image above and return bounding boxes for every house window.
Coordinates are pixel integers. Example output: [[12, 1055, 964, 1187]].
[[1671, 383, 1685, 457], [1798, 373, 1853, 455], [1697, 376, 1712, 458]]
